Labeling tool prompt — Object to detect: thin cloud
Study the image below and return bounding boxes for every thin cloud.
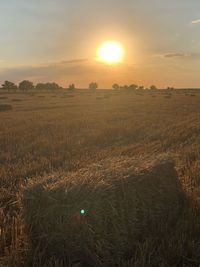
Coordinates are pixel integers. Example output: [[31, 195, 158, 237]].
[[60, 58, 90, 64], [0, 59, 129, 87], [1, 58, 200, 89], [164, 53, 200, 59], [164, 53, 189, 58], [191, 19, 200, 24]]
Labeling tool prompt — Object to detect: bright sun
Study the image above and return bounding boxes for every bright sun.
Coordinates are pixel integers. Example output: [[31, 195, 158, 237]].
[[97, 41, 124, 64]]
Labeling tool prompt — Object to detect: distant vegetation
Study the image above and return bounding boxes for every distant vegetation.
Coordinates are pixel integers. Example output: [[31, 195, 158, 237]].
[[89, 82, 98, 91], [0, 80, 177, 92], [1, 80, 18, 91]]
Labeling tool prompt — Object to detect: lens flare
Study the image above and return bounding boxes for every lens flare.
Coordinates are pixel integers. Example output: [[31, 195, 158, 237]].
[[80, 209, 85, 215]]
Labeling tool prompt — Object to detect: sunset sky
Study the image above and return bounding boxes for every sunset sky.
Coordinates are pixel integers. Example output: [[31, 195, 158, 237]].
[[0, 0, 200, 88]]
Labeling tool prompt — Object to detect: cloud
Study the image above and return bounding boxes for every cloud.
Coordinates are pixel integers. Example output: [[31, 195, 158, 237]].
[[0, 60, 93, 84], [59, 58, 90, 64], [164, 52, 200, 59], [164, 53, 189, 58], [0, 59, 132, 88], [191, 19, 200, 24]]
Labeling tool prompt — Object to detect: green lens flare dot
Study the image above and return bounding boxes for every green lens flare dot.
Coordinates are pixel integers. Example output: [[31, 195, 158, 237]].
[[80, 209, 85, 215]]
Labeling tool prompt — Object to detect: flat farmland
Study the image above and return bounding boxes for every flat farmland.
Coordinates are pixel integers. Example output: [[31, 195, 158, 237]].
[[0, 90, 200, 266]]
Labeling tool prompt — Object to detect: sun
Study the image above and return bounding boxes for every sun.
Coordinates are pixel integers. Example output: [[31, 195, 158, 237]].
[[97, 41, 124, 64]]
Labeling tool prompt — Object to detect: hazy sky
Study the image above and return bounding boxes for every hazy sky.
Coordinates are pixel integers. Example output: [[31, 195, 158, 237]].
[[0, 0, 200, 88]]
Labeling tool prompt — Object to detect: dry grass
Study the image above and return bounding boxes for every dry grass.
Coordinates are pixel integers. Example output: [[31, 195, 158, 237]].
[[23, 156, 185, 266], [0, 104, 12, 112], [0, 89, 200, 266], [11, 99, 23, 102]]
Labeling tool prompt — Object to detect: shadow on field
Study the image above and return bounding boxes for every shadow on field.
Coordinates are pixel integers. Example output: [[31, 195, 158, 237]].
[[22, 156, 186, 267]]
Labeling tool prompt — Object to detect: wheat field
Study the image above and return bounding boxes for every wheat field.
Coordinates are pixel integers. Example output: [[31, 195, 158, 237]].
[[0, 89, 200, 266]]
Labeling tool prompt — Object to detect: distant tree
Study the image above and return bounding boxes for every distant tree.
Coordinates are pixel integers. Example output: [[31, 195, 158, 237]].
[[36, 82, 61, 91], [19, 80, 34, 92], [89, 82, 98, 91], [45, 82, 60, 91], [112, 83, 120, 90], [35, 83, 46, 91], [68, 84, 75, 92], [121, 85, 129, 90], [150, 85, 158, 90], [138, 86, 144, 90], [166, 86, 174, 91], [1, 81, 17, 91], [129, 84, 138, 90]]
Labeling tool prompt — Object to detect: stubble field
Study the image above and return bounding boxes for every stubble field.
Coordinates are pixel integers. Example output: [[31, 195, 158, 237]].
[[0, 89, 200, 266]]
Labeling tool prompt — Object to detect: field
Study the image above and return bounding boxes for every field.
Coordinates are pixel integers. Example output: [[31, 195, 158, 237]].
[[0, 89, 200, 266]]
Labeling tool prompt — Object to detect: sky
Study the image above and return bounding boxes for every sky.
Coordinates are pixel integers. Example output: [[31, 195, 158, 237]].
[[0, 0, 200, 88]]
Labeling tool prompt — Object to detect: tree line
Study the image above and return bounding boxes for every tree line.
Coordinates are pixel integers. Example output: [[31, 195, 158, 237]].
[[112, 84, 174, 90], [0, 80, 174, 92], [0, 80, 99, 92]]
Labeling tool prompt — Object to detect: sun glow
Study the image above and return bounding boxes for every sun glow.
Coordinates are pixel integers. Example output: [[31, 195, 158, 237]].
[[97, 41, 124, 64]]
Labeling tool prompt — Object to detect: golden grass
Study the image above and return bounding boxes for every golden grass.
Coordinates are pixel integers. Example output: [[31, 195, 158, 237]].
[[0, 89, 200, 266], [23, 156, 185, 266], [0, 104, 12, 112]]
